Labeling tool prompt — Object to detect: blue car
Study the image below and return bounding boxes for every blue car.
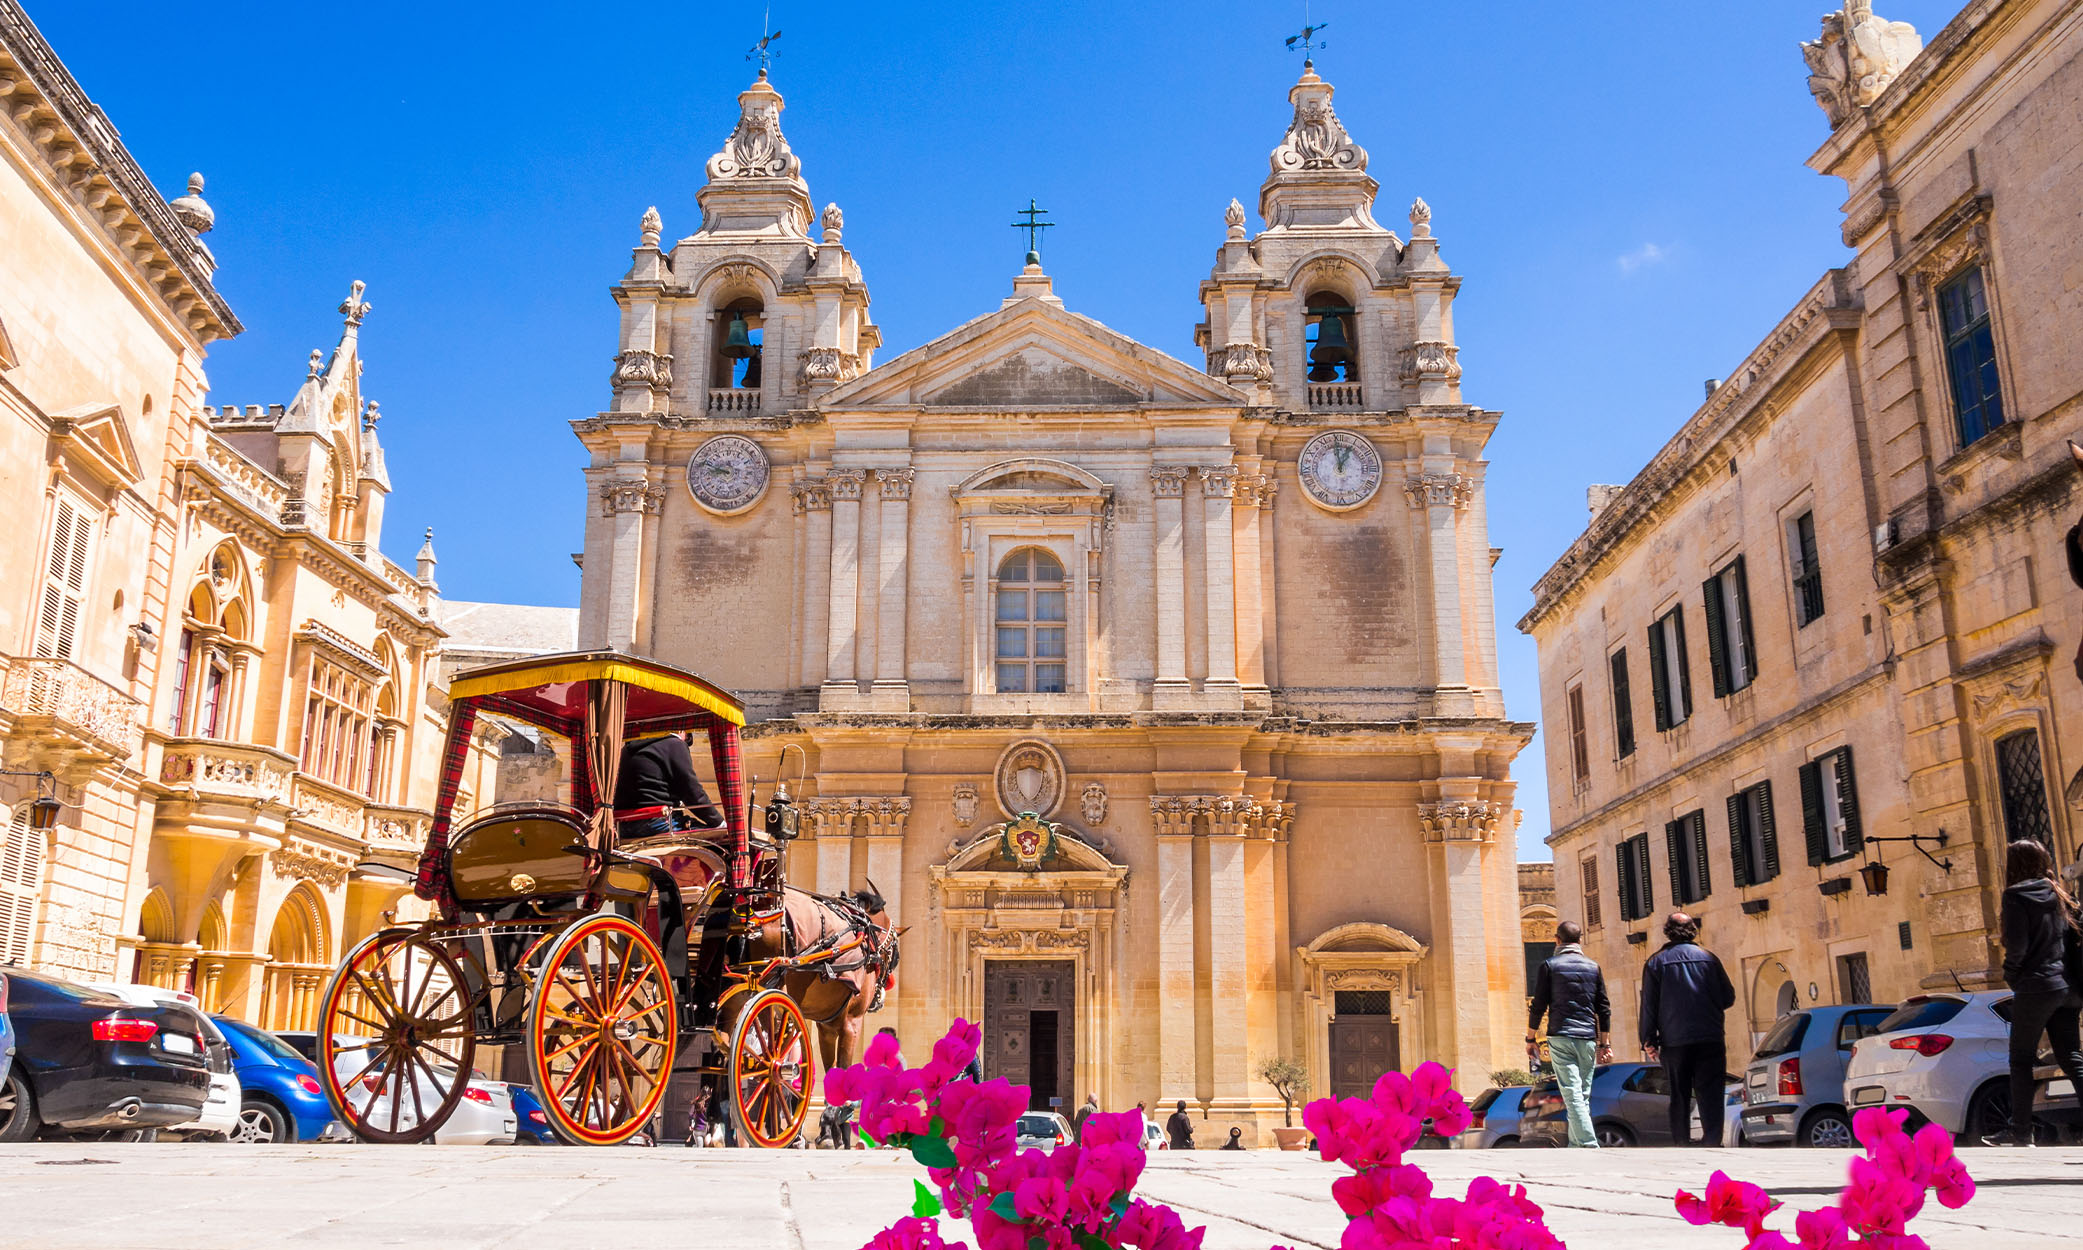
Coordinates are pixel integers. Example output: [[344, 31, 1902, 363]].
[[1, 970, 16, 1094], [213, 1016, 344, 1143], [511, 1084, 557, 1144]]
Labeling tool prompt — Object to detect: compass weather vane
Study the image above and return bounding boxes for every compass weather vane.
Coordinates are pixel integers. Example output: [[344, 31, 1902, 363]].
[[1285, 0, 1329, 67], [747, 5, 782, 73]]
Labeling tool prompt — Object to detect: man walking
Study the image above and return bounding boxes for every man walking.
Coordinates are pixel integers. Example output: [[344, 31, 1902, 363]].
[[1640, 911, 1736, 1146], [1526, 919, 1612, 1147], [1071, 1093, 1098, 1144], [1165, 1099, 1195, 1150]]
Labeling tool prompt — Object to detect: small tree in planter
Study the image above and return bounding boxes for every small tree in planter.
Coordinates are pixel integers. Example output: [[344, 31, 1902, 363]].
[[1255, 1056, 1309, 1135]]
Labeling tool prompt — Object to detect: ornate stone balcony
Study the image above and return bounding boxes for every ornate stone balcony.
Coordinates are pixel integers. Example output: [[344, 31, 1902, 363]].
[[158, 738, 295, 805], [289, 773, 366, 838], [0, 656, 143, 769], [363, 803, 431, 856], [706, 388, 761, 413], [1306, 381, 1364, 409]]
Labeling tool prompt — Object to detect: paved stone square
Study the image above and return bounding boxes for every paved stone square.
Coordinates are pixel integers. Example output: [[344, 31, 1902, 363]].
[[2, 1144, 2078, 1249]]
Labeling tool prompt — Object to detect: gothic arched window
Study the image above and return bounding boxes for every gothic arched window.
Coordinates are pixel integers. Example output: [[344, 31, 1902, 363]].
[[1304, 291, 1357, 383], [995, 548, 1067, 694]]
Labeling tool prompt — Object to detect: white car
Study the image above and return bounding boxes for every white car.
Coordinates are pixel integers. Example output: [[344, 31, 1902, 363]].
[[326, 1035, 516, 1144], [84, 983, 239, 1139], [1842, 992, 2015, 1141], [1015, 1111, 1072, 1150]]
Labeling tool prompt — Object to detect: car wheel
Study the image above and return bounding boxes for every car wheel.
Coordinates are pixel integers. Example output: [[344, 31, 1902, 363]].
[[1799, 1108, 1856, 1149], [230, 1100, 295, 1145], [1595, 1122, 1636, 1148], [1962, 1083, 2011, 1146], [1491, 1135, 1519, 1148], [0, 1071, 40, 1142]]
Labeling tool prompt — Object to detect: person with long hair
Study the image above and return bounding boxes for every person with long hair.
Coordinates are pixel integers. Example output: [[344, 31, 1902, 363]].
[[1988, 838, 2083, 1145]]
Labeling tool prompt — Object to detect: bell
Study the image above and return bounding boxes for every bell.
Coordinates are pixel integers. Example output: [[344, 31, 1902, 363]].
[[1308, 308, 1353, 377], [722, 312, 755, 358]]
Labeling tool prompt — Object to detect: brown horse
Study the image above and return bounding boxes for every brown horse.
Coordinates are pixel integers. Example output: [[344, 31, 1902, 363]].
[[736, 882, 899, 1076]]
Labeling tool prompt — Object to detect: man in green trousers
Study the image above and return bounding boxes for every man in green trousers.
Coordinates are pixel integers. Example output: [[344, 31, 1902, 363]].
[[1527, 920, 1614, 1147]]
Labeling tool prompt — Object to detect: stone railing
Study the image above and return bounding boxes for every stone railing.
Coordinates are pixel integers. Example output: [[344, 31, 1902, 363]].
[[0, 656, 143, 764], [289, 773, 367, 837], [158, 738, 296, 804], [1306, 381, 1364, 408], [200, 434, 288, 519], [364, 804, 433, 853], [707, 388, 762, 414]]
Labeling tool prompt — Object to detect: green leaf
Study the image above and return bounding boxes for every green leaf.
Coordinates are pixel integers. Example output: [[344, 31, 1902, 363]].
[[1110, 1194, 1131, 1218], [911, 1180, 943, 1218], [986, 1192, 1021, 1222], [929, 1113, 947, 1137], [1028, 1239, 1047, 1250], [1077, 1235, 1112, 1250], [909, 1132, 957, 1170]]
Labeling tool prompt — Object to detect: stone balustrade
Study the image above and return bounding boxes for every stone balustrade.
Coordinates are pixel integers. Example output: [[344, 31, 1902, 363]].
[[157, 738, 296, 803], [363, 803, 432, 853], [1306, 381, 1364, 409], [289, 773, 366, 837], [200, 433, 288, 518], [707, 388, 762, 413], [0, 655, 143, 765]]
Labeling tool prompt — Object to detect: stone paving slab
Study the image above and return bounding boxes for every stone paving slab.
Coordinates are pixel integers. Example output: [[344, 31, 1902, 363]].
[[2, 1144, 2079, 1250]]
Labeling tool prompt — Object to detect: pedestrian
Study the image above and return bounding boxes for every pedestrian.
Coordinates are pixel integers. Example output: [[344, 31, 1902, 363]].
[[961, 1030, 984, 1084], [1987, 838, 2083, 1146], [1638, 910, 1735, 1147], [1219, 1126, 1244, 1151], [1165, 1098, 1195, 1150], [1071, 1092, 1098, 1143], [1133, 1100, 1149, 1148], [1527, 919, 1613, 1148], [685, 1095, 707, 1148]]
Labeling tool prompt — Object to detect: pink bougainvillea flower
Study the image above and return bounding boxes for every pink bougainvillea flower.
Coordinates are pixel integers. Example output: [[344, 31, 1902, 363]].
[[920, 1018, 983, 1094], [1114, 1200, 1206, 1250], [864, 1216, 969, 1250], [1673, 1170, 1780, 1238], [1013, 1176, 1069, 1225], [1791, 1206, 1854, 1250], [1078, 1109, 1144, 1148]]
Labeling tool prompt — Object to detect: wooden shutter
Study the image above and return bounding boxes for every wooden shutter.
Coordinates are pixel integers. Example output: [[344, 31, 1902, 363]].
[[1800, 759, 1827, 865], [0, 807, 42, 966], [1665, 819, 1686, 903], [1610, 649, 1634, 758], [1634, 834, 1654, 916], [34, 498, 91, 660], [1727, 792, 1751, 888], [1647, 622, 1671, 731], [1702, 573, 1729, 698], [1756, 782, 1780, 882], [1615, 844, 1636, 921], [1690, 811, 1711, 901], [1733, 556, 1757, 683], [1835, 747, 1864, 855], [1671, 611, 1694, 720], [1581, 856, 1602, 929], [1567, 686, 1590, 781]]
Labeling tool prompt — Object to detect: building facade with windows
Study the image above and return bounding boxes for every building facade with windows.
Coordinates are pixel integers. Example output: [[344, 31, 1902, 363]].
[[576, 66, 1532, 1137], [1522, 0, 2083, 1057]]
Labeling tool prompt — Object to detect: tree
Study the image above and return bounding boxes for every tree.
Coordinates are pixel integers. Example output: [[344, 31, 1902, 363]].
[[1255, 1055, 1309, 1127], [1487, 1067, 1535, 1089]]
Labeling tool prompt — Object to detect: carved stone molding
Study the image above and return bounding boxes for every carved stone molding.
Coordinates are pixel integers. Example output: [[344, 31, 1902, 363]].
[[1209, 343, 1273, 383], [1149, 794, 1295, 839], [995, 739, 1066, 820], [1035, 930, 1090, 951], [1149, 466, 1190, 498], [1417, 799, 1506, 844], [1325, 968, 1403, 993], [270, 843, 352, 888], [789, 478, 831, 515], [878, 469, 915, 501], [1201, 467, 1237, 498], [1403, 473, 1474, 509], [826, 468, 867, 501], [952, 782, 981, 828], [600, 478, 664, 516], [705, 74, 803, 182], [1802, 4, 1923, 129], [1909, 218, 1990, 309], [969, 929, 1029, 952], [799, 345, 845, 384], [804, 795, 913, 839], [1397, 340, 1462, 382], [1269, 68, 1367, 175], [1080, 782, 1108, 826], [611, 349, 674, 393]]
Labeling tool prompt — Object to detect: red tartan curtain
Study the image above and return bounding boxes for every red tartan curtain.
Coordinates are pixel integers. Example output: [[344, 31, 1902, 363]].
[[709, 722, 750, 888], [585, 682, 627, 880], [413, 702, 478, 908]]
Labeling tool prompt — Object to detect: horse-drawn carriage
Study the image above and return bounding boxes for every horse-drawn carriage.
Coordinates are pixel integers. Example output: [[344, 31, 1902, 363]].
[[314, 652, 896, 1147]]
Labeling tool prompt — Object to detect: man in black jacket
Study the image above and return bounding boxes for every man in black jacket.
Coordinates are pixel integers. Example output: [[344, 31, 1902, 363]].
[[1639, 911, 1736, 1146], [1527, 920, 1612, 1147], [614, 732, 724, 837]]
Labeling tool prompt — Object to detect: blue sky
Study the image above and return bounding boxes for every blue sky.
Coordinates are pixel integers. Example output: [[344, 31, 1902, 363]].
[[35, 0, 1966, 860]]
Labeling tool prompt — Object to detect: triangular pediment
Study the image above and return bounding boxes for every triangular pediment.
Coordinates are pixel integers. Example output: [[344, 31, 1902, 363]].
[[49, 403, 144, 491], [822, 297, 1247, 410]]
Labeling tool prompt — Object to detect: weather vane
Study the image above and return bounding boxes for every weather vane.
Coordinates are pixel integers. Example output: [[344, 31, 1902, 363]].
[[1285, 0, 1329, 66], [1010, 198, 1054, 265], [747, 5, 782, 73]]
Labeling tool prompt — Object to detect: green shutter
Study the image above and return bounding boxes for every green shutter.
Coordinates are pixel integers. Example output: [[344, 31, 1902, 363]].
[[1647, 623, 1671, 731], [1672, 610, 1694, 720], [1691, 811, 1711, 901], [1610, 649, 1634, 759], [1733, 556, 1757, 686], [1757, 782, 1781, 882], [1617, 843, 1636, 921], [1702, 574, 1729, 698], [1835, 747, 1863, 856], [1635, 834, 1655, 915], [1800, 760, 1827, 866], [1727, 792, 1750, 888]]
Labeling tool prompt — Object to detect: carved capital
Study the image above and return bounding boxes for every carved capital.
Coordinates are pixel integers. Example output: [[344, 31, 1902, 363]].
[[1397, 340, 1462, 382], [798, 345, 846, 384], [1417, 799, 1505, 844], [790, 477, 831, 514], [1209, 343, 1273, 383], [1149, 466, 1190, 498], [803, 795, 913, 839], [1403, 473, 1473, 510], [600, 478, 664, 515], [827, 468, 867, 501], [878, 468, 915, 501], [1201, 467, 1237, 498], [270, 843, 351, 888], [611, 349, 674, 393]]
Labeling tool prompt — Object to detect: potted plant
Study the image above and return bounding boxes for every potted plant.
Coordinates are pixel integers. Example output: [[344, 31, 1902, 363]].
[[1256, 1055, 1311, 1149]]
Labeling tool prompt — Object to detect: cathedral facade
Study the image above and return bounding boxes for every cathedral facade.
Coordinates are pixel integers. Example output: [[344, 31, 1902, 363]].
[[576, 66, 1529, 1138]]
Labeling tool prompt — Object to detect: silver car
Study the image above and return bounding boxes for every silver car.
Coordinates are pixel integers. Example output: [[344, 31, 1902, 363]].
[[1741, 1003, 1894, 1147]]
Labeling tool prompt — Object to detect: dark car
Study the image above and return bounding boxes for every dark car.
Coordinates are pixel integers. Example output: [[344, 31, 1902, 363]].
[[1, 970, 16, 1093], [1740, 1004, 1894, 1147], [0, 966, 210, 1139], [1520, 1061, 1740, 1147], [213, 1016, 345, 1144], [511, 1084, 556, 1144]]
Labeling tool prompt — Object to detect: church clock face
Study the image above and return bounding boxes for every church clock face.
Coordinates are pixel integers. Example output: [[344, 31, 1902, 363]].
[[686, 435, 770, 515], [1297, 429, 1383, 512]]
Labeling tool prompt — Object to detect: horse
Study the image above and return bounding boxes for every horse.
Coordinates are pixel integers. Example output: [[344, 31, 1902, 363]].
[[733, 880, 900, 1077]]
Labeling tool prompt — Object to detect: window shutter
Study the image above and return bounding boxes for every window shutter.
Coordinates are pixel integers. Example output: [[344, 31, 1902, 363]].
[[1616, 844, 1636, 921], [1757, 782, 1781, 881], [1727, 792, 1750, 888], [1672, 610, 1694, 719], [0, 807, 43, 966], [1581, 856, 1602, 929], [1835, 747, 1864, 855], [1800, 759, 1827, 866], [1691, 811, 1711, 901], [1733, 556, 1757, 680], [1647, 623, 1671, 731], [1702, 574, 1729, 698], [1664, 819, 1685, 903], [1635, 834, 1655, 916], [35, 499, 91, 660], [1609, 649, 1634, 758], [1567, 686, 1590, 781]]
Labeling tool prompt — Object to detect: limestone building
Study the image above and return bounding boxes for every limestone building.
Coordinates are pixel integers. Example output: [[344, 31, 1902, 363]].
[[1521, 0, 2083, 1078], [576, 64, 1530, 1136]]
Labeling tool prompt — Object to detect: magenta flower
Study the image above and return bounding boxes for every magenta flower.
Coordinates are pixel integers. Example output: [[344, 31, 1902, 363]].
[[1078, 1109, 1145, 1148], [864, 1217, 969, 1250], [1674, 1170, 1779, 1238]]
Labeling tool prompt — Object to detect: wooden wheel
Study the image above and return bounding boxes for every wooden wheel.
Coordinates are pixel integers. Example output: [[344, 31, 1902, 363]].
[[526, 912, 676, 1146], [317, 928, 475, 1144], [728, 988, 810, 1148]]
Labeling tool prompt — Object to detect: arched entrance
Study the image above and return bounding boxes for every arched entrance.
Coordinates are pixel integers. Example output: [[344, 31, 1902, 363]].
[[1296, 922, 1429, 1101], [262, 885, 330, 1031]]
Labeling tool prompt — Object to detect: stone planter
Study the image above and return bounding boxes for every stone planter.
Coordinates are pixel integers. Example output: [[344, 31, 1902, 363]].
[[1272, 1125, 1310, 1151]]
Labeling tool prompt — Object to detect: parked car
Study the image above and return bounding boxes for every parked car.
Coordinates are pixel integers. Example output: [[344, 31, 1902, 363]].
[[1140, 1120, 1168, 1150], [1520, 1061, 1742, 1147], [1460, 1085, 1530, 1148], [84, 983, 239, 1139], [509, 1084, 556, 1144], [272, 1031, 319, 1064], [1740, 1003, 1895, 1147], [212, 1016, 346, 1143], [1, 971, 15, 1093], [0, 966, 211, 1140], [324, 1035, 515, 1144], [1016, 1110, 1073, 1150], [1842, 991, 2015, 1142]]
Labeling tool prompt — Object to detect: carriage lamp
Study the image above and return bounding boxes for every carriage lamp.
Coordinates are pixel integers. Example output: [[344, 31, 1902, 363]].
[[1858, 828, 1953, 896], [1, 770, 63, 831], [1857, 858, 1890, 897]]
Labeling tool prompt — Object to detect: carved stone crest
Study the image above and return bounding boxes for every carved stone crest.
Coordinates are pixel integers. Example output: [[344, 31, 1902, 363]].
[[999, 812, 1058, 869], [1269, 67, 1367, 176], [706, 74, 803, 182], [1802, 4, 1923, 129], [1080, 782, 1108, 826], [952, 782, 980, 828], [994, 739, 1065, 819]]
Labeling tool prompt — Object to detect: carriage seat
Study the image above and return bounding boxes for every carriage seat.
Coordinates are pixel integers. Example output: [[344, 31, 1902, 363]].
[[614, 828, 729, 900], [447, 802, 650, 908]]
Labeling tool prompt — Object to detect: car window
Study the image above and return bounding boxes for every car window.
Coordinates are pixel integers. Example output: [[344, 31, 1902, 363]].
[[1624, 1067, 1669, 1096], [1470, 1089, 1501, 1115], [1754, 1012, 1809, 1059], [1837, 1010, 1891, 1049], [1, 970, 103, 1004], [217, 1018, 313, 1067], [1989, 997, 2014, 1024], [1017, 1115, 1056, 1136], [1875, 998, 1965, 1033]]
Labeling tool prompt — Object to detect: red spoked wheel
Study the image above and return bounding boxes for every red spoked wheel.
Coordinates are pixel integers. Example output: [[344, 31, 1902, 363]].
[[525, 912, 676, 1146], [727, 988, 811, 1148], [317, 928, 476, 1144]]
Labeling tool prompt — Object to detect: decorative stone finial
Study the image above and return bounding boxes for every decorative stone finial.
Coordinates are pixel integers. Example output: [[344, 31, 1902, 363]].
[[415, 527, 438, 585], [821, 202, 844, 242], [339, 279, 371, 327], [639, 205, 662, 246], [706, 73, 802, 182], [361, 400, 380, 432], [306, 348, 324, 380], [1224, 198, 1246, 240], [169, 172, 214, 235], [1270, 65, 1366, 176], [1409, 197, 1433, 238], [1802, 3, 1922, 128]]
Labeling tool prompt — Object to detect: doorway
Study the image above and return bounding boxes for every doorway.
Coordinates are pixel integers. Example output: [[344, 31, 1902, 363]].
[[1328, 990, 1399, 1101], [983, 960, 1076, 1111]]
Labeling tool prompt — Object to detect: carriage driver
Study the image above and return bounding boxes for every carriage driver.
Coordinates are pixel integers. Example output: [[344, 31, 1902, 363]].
[[614, 731, 725, 838]]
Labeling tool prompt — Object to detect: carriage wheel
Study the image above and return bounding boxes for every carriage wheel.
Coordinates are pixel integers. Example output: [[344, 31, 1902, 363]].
[[317, 928, 475, 1145], [728, 989, 811, 1148], [526, 913, 676, 1146]]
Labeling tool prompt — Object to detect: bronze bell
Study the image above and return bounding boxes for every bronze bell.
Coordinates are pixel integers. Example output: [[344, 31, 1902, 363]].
[[723, 311, 756, 358], [1307, 308, 1354, 381]]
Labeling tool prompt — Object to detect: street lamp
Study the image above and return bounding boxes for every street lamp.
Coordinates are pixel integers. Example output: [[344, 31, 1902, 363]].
[[1855, 828, 1952, 898], [1, 769, 62, 831], [1857, 858, 1890, 897]]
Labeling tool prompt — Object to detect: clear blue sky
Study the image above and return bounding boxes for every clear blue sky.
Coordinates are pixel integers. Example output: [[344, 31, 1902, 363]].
[[35, 0, 1966, 861]]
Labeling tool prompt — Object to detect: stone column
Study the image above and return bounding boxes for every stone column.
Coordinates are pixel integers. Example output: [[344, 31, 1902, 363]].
[[864, 797, 910, 1035], [1419, 796, 1505, 1088], [822, 470, 868, 705], [810, 800, 855, 896], [1257, 477, 1280, 689], [1150, 468, 1191, 708], [1200, 469, 1241, 699], [599, 476, 663, 651], [1406, 473, 1473, 715], [793, 478, 832, 692], [871, 469, 913, 709], [1151, 796, 1201, 1105], [1230, 477, 1267, 690], [1204, 799, 1251, 1108]]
